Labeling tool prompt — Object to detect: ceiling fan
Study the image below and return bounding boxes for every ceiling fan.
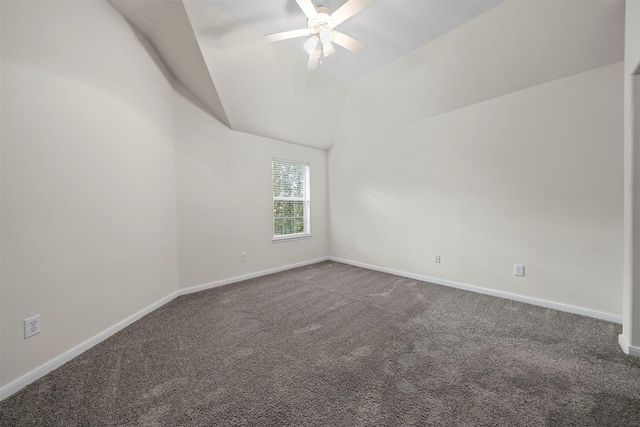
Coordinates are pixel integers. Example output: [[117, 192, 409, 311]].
[[265, 0, 373, 70]]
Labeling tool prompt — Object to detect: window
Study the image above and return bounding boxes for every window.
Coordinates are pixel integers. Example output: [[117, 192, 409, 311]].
[[272, 159, 310, 241]]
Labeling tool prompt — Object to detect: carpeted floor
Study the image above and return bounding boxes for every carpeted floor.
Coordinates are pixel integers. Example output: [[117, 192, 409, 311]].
[[1, 261, 640, 426]]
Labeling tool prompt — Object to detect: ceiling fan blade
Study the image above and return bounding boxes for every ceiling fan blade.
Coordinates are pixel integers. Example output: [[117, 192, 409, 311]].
[[307, 47, 322, 70], [265, 28, 311, 42], [295, 0, 318, 19], [330, 0, 373, 26], [332, 31, 367, 54], [323, 41, 335, 57]]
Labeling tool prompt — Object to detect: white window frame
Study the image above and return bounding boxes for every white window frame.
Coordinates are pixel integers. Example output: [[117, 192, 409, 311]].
[[272, 158, 311, 242]]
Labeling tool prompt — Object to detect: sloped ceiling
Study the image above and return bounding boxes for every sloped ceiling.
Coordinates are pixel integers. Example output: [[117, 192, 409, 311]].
[[108, 0, 231, 127], [338, 0, 626, 143], [108, 0, 625, 151], [207, 0, 502, 85], [183, 0, 350, 150]]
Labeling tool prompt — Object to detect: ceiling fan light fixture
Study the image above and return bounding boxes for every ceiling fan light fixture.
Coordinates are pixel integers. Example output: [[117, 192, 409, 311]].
[[319, 27, 332, 44], [322, 41, 335, 57], [304, 36, 319, 54]]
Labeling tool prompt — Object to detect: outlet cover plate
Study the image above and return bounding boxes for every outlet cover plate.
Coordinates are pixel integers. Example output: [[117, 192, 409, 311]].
[[514, 264, 525, 277], [24, 315, 41, 339]]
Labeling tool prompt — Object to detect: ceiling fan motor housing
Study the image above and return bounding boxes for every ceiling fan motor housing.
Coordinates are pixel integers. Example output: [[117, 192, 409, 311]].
[[307, 6, 335, 36]]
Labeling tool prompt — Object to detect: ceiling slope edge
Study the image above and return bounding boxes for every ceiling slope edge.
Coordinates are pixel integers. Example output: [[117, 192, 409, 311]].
[[107, 0, 232, 128]]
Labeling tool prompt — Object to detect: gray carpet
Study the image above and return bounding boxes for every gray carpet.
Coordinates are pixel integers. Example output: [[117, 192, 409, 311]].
[[1, 261, 640, 426]]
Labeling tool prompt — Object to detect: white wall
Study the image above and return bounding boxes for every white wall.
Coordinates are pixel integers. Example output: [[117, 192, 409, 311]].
[[329, 0, 624, 319], [623, 0, 640, 347], [625, 0, 640, 76], [174, 84, 329, 289], [1, 1, 179, 387], [0, 0, 331, 394], [329, 62, 624, 316]]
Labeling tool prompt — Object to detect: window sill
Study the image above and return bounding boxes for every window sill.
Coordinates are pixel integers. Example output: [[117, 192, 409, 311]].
[[272, 234, 313, 243]]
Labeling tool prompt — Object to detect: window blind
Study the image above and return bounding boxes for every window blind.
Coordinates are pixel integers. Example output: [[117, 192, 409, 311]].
[[272, 159, 310, 239]]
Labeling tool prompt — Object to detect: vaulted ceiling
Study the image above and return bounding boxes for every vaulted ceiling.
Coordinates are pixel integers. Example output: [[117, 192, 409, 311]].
[[108, 0, 625, 151]]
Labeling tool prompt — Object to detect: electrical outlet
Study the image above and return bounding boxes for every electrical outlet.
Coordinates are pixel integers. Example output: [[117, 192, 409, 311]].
[[24, 315, 41, 339], [514, 264, 525, 277], [241, 252, 247, 262], [435, 255, 441, 263], [350, 243, 355, 250]]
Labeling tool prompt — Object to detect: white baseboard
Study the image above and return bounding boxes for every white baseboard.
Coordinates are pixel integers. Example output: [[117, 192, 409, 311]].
[[0, 257, 329, 401], [178, 257, 329, 296], [2, 255, 627, 401], [619, 334, 640, 357], [329, 257, 623, 324], [0, 291, 179, 401]]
